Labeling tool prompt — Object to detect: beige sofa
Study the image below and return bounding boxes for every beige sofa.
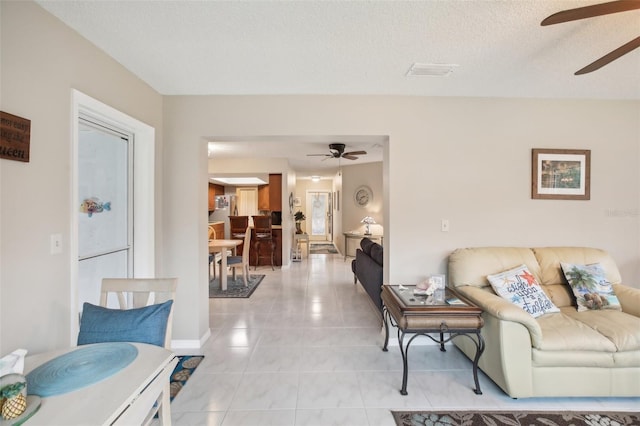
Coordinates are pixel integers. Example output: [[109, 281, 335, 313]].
[[448, 246, 640, 398]]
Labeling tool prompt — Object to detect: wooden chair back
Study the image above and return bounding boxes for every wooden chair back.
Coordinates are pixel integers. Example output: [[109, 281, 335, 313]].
[[229, 216, 249, 239]]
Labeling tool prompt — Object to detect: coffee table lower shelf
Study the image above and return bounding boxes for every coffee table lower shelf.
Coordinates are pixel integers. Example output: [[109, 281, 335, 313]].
[[381, 285, 485, 396]]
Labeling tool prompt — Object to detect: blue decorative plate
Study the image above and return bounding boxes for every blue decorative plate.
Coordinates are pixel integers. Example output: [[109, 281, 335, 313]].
[[26, 342, 138, 397]]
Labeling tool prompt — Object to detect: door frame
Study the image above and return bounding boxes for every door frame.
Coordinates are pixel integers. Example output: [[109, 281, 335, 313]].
[[70, 89, 155, 345]]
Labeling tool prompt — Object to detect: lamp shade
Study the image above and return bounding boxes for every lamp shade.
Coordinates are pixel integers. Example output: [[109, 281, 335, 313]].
[[361, 216, 376, 235], [360, 216, 376, 225]]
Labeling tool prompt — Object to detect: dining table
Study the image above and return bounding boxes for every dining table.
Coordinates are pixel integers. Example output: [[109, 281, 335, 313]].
[[21, 342, 177, 425], [209, 239, 242, 291]]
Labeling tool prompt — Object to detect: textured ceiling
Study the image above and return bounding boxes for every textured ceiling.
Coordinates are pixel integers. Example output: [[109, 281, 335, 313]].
[[36, 0, 640, 175], [37, 0, 640, 99]]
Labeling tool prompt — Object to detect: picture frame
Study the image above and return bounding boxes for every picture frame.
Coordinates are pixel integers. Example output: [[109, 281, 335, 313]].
[[532, 149, 590, 200]]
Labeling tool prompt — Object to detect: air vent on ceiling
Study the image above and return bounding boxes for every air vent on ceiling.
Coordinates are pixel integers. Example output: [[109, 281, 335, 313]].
[[406, 63, 459, 77]]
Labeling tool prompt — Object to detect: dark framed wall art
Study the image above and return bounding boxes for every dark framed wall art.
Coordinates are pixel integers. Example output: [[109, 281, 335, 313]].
[[532, 148, 591, 200]]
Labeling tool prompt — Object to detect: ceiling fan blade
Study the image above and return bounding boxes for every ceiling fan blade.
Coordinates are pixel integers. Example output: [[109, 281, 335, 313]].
[[575, 36, 640, 75], [306, 154, 331, 157], [342, 155, 359, 160], [541, 0, 640, 26], [343, 150, 367, 156]]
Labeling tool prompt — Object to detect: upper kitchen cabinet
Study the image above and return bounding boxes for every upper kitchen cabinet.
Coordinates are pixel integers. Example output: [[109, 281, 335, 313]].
[[258, 174, 282, 211], [208, 183, 224, 211]]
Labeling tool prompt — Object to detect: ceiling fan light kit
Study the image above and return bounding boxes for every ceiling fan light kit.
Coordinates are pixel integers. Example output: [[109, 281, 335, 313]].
[[541, 0, 640, 75], [307, 143, 367, 161]]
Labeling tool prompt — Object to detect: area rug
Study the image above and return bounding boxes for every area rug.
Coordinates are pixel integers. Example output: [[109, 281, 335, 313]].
[[391, 410, 640, 426], [309, 243, 338, 254], [209, 274, 265, 298], [169, 355, 203, 401]]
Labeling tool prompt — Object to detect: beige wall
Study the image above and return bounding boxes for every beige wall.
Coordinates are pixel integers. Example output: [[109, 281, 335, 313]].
[[1, 1, 163, 353], [340, 162, 384, 256], [164, 95, 640, 328]]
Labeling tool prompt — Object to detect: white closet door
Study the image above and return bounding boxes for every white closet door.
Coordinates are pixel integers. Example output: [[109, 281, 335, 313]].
[[77, 119, 132, 308]]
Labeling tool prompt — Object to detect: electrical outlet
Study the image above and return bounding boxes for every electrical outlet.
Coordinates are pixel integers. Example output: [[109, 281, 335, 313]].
[[441, 219, 450, 232], [50, 234, 62, 254]]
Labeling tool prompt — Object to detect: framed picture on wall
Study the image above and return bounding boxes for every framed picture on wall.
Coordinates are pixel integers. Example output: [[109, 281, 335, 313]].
[[532, 148, 590, 200]]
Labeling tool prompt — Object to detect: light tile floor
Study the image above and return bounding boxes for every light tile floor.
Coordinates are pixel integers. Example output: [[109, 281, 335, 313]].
[[170, 252, 640, 425]]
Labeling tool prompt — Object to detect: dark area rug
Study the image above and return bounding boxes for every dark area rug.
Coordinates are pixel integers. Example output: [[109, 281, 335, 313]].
[[209, 274, 265, 298], [169, 355, 203, 401], [310, 243, 338, 254], [391, 410, 640, 426]]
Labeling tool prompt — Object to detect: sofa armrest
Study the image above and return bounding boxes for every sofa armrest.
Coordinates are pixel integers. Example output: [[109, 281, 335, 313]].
[[456, 285, 543, 347], [613, 284, 640, 318]]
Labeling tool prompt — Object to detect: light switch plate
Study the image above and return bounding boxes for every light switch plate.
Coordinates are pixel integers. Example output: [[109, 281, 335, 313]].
[[50, 234, 62, 254]]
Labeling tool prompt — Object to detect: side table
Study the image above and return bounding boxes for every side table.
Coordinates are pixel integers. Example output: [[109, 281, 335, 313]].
[[381, 285, 485, 395]]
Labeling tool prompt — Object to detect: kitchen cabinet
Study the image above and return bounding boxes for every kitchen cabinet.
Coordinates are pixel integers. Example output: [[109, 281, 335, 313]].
[[257, 174, 282, 211], [208, 183, 224, 211], [258, 184, 270, 210], [268, 174, 282, 211]]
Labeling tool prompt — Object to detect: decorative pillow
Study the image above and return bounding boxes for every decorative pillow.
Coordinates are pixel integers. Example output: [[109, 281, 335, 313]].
[[77, 300, 173, 347], [487, 264, 560, 318], [560, 262, 621, 312]]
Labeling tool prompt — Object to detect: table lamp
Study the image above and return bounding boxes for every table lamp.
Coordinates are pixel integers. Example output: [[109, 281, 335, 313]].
[[361, 216, 376, 235]]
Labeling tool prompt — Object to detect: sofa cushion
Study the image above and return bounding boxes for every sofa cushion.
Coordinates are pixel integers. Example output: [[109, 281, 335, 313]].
[[533, 247, 622, 286], [560, 262, 621, 312], [561, 309, 640, 351], [536, 309, 617, 352], [360, 238, 375, 255], [370, 243, 383, 266], [448, 247, 541, 289], [487, 264, 560, 318]]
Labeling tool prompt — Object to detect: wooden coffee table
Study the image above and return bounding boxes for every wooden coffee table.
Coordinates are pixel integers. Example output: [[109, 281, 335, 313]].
[[381, 285, 485, 395]]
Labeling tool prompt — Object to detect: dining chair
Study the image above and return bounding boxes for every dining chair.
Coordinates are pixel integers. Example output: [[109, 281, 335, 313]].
[[209, 225, 217, 279], [99, 278, 177, 349], [229, 215, 249, 254], [252, 215, 275, 270], [97, 277, 177, 426], [219, 227, 252, 286]]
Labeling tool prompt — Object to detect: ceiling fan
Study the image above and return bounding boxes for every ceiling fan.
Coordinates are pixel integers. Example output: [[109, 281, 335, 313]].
[[541, 0, 640, 75], [307, 143, 367, 161]]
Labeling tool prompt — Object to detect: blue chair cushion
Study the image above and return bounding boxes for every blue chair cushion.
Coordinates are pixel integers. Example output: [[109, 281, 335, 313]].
[[77, 300, 173, 347], [219, 256, 242, 265]]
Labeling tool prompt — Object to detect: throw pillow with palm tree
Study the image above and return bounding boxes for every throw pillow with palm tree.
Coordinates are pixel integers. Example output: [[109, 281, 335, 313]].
[[560, 262, 621, 312]]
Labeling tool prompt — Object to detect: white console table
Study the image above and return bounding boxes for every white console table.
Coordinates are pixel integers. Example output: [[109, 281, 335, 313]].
[[24, 343, 177, 425], [293, 233, 309, 261], [343, 232, 383, 261]]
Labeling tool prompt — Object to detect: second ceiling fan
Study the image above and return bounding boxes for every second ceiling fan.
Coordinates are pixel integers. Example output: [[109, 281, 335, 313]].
[[307, 143, 367, 161], [541, 0, 640, 75]]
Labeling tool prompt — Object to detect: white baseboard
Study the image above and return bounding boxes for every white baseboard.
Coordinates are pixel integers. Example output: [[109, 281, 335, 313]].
[[170, 329, 211, 355]]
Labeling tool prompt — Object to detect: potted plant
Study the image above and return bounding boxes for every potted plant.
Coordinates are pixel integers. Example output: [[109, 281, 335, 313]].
[[294, 210, 306, 234]]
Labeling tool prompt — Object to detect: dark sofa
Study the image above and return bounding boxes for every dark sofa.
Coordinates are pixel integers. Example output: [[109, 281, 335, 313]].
[[351, 237, 384, 312]]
